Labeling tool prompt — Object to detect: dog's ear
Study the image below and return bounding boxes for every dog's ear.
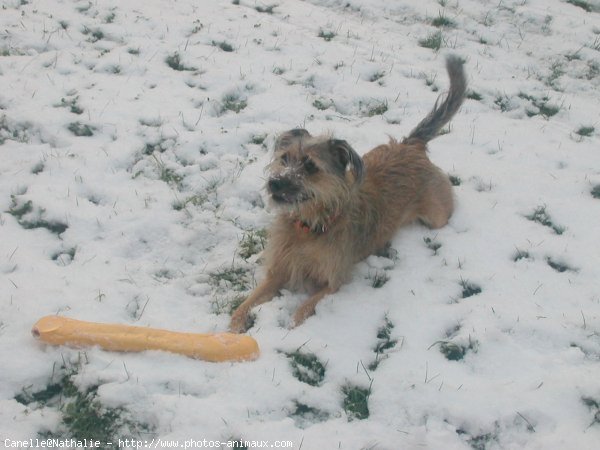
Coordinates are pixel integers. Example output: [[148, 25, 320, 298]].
[[275, 129, 311, 151], [330, 139, 364, 184]]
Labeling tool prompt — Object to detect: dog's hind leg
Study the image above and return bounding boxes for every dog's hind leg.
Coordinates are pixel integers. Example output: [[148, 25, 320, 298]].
[[418, 173, 454, 229]]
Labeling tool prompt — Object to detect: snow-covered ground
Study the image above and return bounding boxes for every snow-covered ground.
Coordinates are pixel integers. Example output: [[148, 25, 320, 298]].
[[1, 0, 600, 448]]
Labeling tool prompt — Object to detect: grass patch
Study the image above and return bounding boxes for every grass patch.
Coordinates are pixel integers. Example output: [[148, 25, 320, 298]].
[[7, 197, 68, 236], [424, 237, 442, 255], [367, 270, 389, 288], [575, 126, 595, 137], [255, 4, 277, 14], [57, 97, 84, 115], [172, 194, 207, 211], [526, 205, 565, 235], [209, 266, 251, 292], [513, 248, 531, 262], [359, 99, 388, 117], [494, 94, 513, 112], [582, 396, 600, 428], [459, 279, 482, 298], [67, 122, 95, 137], [431, 13, 455, 28], [221, 93, 248, 114], [81, 26, 104, 43], [369, 316, 398, 370], [449, 174, 461, 186], [342, 384, 371, 421], [212, 40, 234, 52], [238, 229, 267, 260], [567, 0, 592, 12], [250, 134, 267, 145], [466, 90, 483, 101], [431, 337, 478, 361], [285, 351, 326, 386], [290, 401, 329, 428], [518, 93, 561, 118], [369, 71, 386, 82], [15, 365, 141, 447], [546, 257, 577, 273], [312, 98, 332, 111], [419, 31, 443, 51], [165, 52, 196, 71], [318, 29, 336, 41], [0, 115, 32, 145]]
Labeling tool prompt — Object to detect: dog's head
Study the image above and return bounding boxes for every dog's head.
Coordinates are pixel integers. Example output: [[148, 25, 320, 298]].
[[266, 129, 364, 208]]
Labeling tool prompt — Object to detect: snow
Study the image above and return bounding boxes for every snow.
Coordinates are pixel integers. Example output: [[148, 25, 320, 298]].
[[1, 0, 600, 448]]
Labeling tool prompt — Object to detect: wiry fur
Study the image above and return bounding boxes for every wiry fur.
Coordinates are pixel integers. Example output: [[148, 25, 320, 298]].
[[230, 56, 467, 332]]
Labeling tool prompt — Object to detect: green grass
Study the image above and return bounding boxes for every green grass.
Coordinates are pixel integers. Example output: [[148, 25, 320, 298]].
[[342, 384, 371, 420], [575, 126, 595, 137], [209, 266, 251, 292], [81, 26, 104, 43], [238, 229, 267, 260], [466, 90, 483, 101], [459, 279, 482, 298], [15, 365, 140, 447], [592, 185, 600, 199], [449, 175, 462, 186], [285, 351, 326, 386], [212, 40, 234, 52], [369, 316, 398, 370], [582, 396, 600, 428], [424, 237, 442, 255], [513, 248, 531, 262], [0, 115, 31, 145], [290, 401, 329, 428], [312, 98, 332, 111], [526, 205, 565, 234], [221, 93, 248, 114], [546, 257, 577, 273], [7, 197, 68, 235], [318, 29, 336, 41], [255, 4, 277, 14], [172, 194, 207, 211], [57, 97, 84, 115], [369, 71, 386, 82], [419, 31, 443, 51], [368, 270, 389, 288], [518, 93, 561, 118], [494, 94, 512, 112], [165, 53, 196, 71], [360, 99, 388, 117], [567, 0, 592, 12], [431, 13, 455, 28], [67, 122, 95, 137], [432, 336, 478, 361]]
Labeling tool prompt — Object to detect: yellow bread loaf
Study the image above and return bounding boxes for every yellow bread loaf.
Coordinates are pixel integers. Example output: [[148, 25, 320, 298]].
[[32, 316, 259, 362]]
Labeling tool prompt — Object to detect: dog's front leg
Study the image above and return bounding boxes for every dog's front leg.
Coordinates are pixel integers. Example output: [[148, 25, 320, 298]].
[[292, 285, 338, 328], [229, 273, 284, 333]]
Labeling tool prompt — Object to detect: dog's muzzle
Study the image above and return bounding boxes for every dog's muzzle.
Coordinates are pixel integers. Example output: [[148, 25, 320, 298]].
[[268, 177, 305, 204]]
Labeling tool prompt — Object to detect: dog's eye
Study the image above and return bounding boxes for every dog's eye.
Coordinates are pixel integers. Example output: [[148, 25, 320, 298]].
[[280, 153, 289, 165], [302, 157, 319, 174]]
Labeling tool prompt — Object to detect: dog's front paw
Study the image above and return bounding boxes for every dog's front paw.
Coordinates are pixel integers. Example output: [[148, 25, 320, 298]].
[[291, 304, 316, 328], [229, 308, 250, 334]]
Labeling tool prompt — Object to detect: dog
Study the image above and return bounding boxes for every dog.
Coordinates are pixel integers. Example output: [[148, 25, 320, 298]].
[[229, 55, 466, 333]]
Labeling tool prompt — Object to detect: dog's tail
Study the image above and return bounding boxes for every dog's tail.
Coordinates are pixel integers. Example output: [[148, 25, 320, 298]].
[[403, 55, 467, 145]]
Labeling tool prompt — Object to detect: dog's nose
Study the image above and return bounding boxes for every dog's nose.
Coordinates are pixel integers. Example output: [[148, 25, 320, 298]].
[[268, 177, 289, 194]]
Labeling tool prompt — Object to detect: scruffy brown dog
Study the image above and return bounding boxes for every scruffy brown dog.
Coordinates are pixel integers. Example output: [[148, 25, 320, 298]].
[[230, 56, 466, 333]]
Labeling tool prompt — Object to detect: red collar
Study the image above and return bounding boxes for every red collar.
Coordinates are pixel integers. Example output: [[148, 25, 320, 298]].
[[293, 213, 339, 234]]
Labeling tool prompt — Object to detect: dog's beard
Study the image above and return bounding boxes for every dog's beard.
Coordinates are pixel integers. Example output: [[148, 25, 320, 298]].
[[269, 189, 311, 206]]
